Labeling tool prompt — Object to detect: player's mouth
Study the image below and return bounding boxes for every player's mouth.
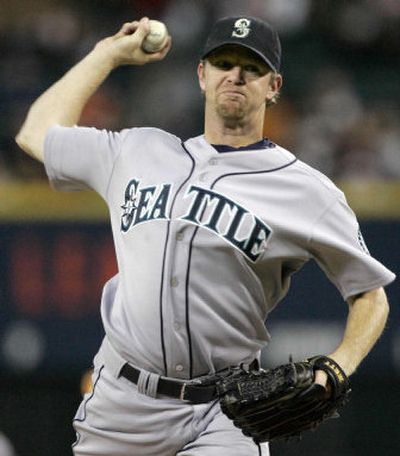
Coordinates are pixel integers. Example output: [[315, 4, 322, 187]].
[[219, 90, 246, 103], [220, 90, 245, 97]]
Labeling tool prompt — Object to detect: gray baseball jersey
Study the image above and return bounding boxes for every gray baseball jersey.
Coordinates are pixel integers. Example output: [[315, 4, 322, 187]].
[[45, 125, 395, 382]]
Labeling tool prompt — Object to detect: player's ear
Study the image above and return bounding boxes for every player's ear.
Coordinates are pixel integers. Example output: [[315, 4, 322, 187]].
[[265, 72, 282, 103], [198, 61, 206, 91]]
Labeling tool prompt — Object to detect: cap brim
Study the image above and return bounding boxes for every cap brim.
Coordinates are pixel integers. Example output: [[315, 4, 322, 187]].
[[201, 41, 278, 72]]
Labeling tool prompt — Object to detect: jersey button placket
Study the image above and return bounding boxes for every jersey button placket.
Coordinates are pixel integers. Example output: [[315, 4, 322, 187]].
[[167, 227, 188, 376], [166, 176, 200, 378]]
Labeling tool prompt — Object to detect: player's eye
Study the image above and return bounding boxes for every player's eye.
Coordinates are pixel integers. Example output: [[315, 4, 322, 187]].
[[213, 60, 234, 71], [243, 64, 263, 75]]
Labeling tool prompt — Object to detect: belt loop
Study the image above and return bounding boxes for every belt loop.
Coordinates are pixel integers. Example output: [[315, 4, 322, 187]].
[[137, 370, 160, 398], [137, 370, 150, 395], [146, 373, 160, 398], [179, 383, 187, 401]]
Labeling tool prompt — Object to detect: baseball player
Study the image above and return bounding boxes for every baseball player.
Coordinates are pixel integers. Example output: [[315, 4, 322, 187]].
[[16, 16, 395, 456]]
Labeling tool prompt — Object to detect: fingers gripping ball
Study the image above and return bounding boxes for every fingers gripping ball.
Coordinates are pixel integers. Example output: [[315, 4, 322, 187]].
[[142, 20, 169, 53]]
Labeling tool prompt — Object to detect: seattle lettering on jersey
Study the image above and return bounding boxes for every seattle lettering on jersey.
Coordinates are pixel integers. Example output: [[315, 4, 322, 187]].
[[121, 180, 272, 262], [121, 179, 172, 232], [181, 186, 272, 262]]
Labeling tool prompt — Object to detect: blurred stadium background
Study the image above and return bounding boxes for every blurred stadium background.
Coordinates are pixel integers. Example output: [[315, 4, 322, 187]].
[[0, 1, 399, 455]]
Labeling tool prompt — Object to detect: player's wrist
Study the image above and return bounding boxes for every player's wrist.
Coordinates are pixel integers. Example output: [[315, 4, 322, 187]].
[[91, 39, 122, 71], [326, 352, 355, 377]]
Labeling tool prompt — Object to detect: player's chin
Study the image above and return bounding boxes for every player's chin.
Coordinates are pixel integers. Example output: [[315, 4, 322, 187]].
[[216, 102, 246, 121]]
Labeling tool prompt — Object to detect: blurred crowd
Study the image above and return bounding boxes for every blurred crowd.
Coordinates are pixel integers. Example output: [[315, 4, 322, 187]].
[[1, 0, 400, 181]]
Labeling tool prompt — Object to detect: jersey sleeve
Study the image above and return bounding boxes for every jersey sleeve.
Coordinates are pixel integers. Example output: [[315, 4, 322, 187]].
[[44, 125, 127, 198], [309, 195, 396, 300]]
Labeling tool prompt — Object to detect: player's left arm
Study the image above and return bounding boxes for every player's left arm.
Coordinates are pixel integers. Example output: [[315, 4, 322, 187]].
[[328, 287, 389, 376]]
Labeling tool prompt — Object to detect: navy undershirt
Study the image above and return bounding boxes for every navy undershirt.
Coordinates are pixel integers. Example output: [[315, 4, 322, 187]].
[[212, 138, 275, 153]]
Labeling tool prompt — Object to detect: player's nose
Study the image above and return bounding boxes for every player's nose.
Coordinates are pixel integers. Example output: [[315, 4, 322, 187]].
[[226, 65, 245, 84]]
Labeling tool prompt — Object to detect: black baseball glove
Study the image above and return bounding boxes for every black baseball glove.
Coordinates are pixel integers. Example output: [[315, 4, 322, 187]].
[[216, 356, 351, 443]]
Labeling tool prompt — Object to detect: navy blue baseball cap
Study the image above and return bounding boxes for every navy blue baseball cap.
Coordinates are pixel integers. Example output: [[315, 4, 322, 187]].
[[201, 16, 282, 72]]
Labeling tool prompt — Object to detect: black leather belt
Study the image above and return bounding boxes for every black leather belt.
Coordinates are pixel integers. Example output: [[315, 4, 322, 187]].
[[119, 363, 218, 404]]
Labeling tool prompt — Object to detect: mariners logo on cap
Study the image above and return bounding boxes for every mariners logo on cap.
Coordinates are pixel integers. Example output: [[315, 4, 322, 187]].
[[232, 18, 251, 38]]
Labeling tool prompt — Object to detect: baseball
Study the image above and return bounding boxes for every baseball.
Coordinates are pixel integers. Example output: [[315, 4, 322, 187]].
[[142, 20, 168, 53]]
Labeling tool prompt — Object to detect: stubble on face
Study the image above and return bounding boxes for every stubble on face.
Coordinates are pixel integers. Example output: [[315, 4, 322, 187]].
[[201, 47, 273, 128], [215, 96, 246, 124]]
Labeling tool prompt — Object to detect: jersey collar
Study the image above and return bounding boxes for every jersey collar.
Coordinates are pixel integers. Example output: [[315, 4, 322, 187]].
[[211, 138, 275, 153]]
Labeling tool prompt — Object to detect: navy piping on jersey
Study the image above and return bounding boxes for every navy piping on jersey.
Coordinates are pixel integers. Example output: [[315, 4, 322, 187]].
[[184, 158, 298, 379], [159, 142, 195, 377], [211, 158, 298, 188], [73, 365, 105, 425]]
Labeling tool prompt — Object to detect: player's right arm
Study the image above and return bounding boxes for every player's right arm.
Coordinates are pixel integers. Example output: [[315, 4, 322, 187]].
[[15, 17, 171, 163]]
